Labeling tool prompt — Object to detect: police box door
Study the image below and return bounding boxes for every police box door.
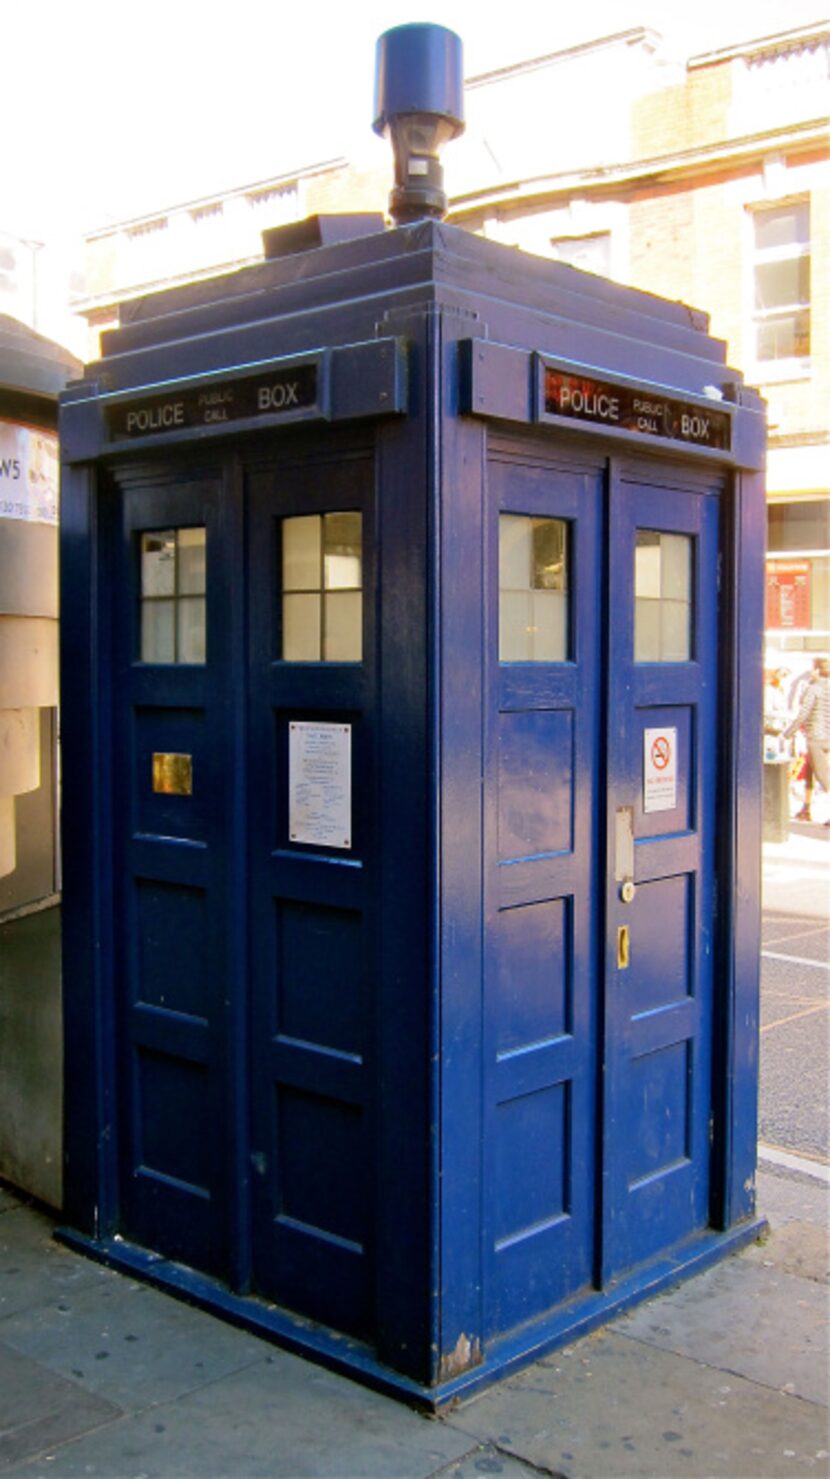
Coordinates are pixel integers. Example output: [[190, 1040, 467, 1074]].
[[602, 462, 719, 1281], [485, 448, 721, 1332]]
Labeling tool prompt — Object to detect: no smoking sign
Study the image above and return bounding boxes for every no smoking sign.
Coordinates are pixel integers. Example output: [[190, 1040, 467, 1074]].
[[644, 727, 677, 813]]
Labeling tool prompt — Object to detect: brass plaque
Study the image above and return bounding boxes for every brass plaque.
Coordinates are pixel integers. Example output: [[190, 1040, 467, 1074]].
[[152, 753, 193, 796]]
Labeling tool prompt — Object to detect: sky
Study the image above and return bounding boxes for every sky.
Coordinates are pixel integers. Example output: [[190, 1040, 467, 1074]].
[[5, 0, 828, 241]]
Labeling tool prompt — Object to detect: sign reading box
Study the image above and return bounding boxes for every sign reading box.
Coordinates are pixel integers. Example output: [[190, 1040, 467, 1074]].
[[289, 722, 352, 849]]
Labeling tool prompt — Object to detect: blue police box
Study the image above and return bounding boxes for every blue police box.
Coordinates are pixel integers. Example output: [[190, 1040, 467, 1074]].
[[59, 28, 766, 1408]]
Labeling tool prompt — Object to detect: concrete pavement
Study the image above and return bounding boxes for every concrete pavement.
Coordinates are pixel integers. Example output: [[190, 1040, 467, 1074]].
[[0, 828, 827, 1478]]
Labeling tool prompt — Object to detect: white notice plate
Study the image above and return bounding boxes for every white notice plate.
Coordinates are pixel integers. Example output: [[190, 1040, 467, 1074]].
[[643, 726, 677, 813], [289, 722, 352, 849]]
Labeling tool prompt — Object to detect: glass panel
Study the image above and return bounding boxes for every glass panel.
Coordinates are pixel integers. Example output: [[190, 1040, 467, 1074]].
[[531, 591, 568, 661], [283, 516, 321, 592], [324, 591, 362, 661], [754, 203, 809, 251], [661, 601, 691, 661], [283, 593, 321, 661], [758, 311, 810, 361], [178, 528, 207, 595], [141, 600, 175, 663], [500, 515, 533, 590], [755, 256, 810, 312], [500, 591, 534, 662], [635, 530, 692, 662], [634, 598, 661, 663], [324, 512, 362, 590], [177, 597, 206, 663], [141, 531, 176, 597], [660, 533, 691, 602], [634, 534, 662, 598], [533, 520, 567, 591], [499, 515, 569, 663]]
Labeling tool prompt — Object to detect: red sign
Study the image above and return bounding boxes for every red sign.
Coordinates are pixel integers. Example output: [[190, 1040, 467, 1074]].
[[766, 560, 810, 629]]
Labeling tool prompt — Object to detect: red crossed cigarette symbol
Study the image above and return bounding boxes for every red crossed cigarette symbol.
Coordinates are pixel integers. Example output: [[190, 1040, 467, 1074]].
[[651, 736, 671, 770]]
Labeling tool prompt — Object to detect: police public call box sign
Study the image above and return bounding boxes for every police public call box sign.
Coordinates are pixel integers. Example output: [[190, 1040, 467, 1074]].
[[543, 366, 731, 452], [106, 362, 319, 441]]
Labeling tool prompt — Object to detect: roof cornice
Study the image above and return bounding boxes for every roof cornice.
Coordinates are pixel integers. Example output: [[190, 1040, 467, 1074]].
[[447, 117, 829, 219]]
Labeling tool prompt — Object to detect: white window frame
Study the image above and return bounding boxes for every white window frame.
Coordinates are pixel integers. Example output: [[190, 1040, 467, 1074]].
[[748, 198, 811, 381]]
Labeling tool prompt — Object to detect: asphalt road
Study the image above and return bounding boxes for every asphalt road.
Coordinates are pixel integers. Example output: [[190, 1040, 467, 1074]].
[[759, 822, 829, 1172]]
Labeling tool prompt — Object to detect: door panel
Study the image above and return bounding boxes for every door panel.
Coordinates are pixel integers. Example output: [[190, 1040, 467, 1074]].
[[484, 456, 603, 1334], [115, 476, 232, 1278], [246, 453, 376, 1339], [603, 470, 719, 1279]]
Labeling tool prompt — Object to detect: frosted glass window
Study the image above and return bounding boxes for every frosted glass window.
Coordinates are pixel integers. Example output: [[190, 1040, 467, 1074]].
[[499, 515, 568, 662], [140, 527, 206, 663], [635, 530, 692, 662], [281, 512, 362, 662]]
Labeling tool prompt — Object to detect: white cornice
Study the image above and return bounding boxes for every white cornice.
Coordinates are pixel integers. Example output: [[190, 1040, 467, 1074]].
[[447, 118, 829, 219], [689, 22, 830, 69]]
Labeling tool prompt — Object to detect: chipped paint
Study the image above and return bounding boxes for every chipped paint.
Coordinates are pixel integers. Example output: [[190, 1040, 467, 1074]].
[[438, 1331, 482, 1380]]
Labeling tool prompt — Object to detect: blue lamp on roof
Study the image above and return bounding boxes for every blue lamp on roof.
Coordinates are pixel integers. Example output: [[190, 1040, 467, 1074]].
[[373, 23, 465, 225]]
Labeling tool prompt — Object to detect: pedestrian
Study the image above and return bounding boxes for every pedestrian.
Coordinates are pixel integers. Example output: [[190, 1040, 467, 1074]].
[[785, 656, 830, 825]]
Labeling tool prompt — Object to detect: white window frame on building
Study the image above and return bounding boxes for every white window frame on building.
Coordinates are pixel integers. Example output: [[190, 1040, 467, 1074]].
[[749, 197, 811, 377]]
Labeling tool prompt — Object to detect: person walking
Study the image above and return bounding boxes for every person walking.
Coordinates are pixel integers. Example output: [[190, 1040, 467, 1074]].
[[785, 656, 830, 825]]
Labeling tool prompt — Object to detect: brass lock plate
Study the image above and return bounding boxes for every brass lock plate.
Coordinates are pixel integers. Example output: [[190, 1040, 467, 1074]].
[[617, 924, 630, 970], [152, 753, 193, 796]]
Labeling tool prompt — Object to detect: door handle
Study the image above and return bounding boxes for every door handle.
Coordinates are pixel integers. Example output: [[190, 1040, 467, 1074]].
[[620, 879, 636, 904], [617, 924, 630, 970]]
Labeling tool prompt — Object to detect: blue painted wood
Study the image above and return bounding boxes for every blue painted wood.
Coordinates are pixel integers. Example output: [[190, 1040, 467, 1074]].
[[602, 463, 721, 1279], [59, 219, 765, 1401]]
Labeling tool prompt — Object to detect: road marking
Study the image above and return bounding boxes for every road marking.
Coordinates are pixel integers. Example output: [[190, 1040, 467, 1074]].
[[758, 1142, 830, 1184], [761, 950, 830, 970], [763, 923, 830, 948], [761, 1002, 829, 1033]]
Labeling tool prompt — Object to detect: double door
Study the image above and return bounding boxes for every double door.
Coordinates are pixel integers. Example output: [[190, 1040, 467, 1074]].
[[486, 448, 720, 1332], [112, 449, 376, 1338]]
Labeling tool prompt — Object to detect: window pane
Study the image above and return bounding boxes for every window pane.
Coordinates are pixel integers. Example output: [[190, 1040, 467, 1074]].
[[141, 531, 176, 597], [500, 515, 533, 590], [500, 590, 534, 661], [499, 514, 569, 662], [755, 256, 810, 312], [758, 311, 810, 361], [324, 512, 362, 590], [177, 597, 206, 663], [178, 527, 206, 595], [324, 591, 362, 661], [141, 600, 175, 663], [754, 203, 809, 251], [531, 591, 568, 661], [635, 530, 692, 662], [283, 516, 321, 592], [282, 593, 321, 661]]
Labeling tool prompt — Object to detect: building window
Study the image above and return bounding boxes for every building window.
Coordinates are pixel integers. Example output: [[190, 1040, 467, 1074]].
[[550, 232, 611, 277], [766, 499, 830, 653], [751, 201, 810, 364]]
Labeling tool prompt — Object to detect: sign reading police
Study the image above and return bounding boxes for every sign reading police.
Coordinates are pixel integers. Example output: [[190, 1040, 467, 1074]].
[[107, 363, 319, 441], [543, 368, 731, 451]]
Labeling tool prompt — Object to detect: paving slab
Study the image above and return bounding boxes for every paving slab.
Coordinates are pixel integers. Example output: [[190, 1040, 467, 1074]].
[[7, 1352, 473, 1478], [0, 1207, 116, 1322], [0, 1343, 120, 1473], [745, 1220, 829, 1284], [443, 1328, 829, 1479], [0, 1272, 271, 1411], [437, 1445, 542, 1477], [0, 1189, 19, 1216], [615, 1256, 829, 1406]]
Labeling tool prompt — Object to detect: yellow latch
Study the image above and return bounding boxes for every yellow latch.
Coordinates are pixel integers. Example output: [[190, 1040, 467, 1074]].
[[617, 924, 630, 970]]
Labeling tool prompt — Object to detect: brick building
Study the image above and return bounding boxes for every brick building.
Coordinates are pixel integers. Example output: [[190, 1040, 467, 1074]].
[[71, 20, 829, 658]]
